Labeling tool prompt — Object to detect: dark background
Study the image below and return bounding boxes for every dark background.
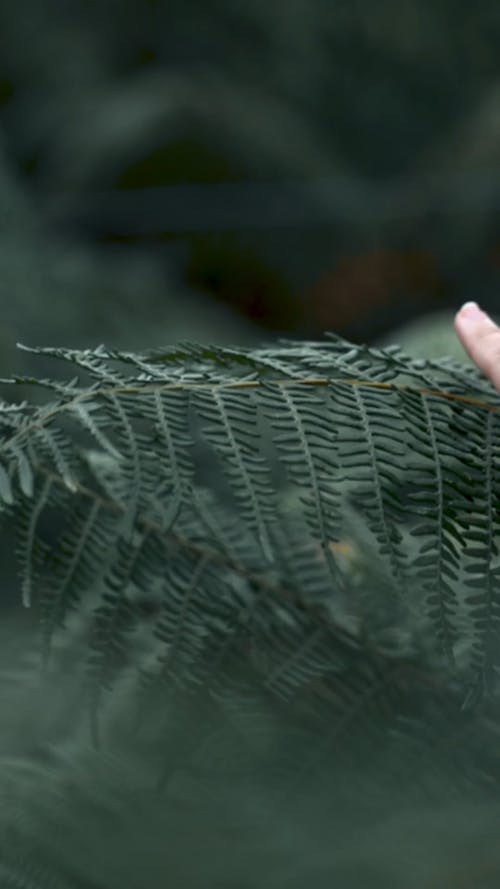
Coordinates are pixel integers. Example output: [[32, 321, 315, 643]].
[[1, 0, 500, 370], [2, 9, 500, 886]]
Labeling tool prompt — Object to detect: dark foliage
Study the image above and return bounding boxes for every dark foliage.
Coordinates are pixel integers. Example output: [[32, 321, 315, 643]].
[[1, 334, 500, 886]]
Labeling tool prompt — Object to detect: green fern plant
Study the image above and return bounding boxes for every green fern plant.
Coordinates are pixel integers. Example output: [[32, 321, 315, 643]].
[[1, 332, 500, 888]]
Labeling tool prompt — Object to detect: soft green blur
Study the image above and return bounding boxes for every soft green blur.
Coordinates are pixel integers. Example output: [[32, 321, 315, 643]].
[[1, 0, 500, 363], [1, 4, 500, 886]]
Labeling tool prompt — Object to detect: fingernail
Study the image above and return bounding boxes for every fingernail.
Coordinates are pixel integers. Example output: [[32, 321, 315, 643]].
[[459, 301, 485, 319]]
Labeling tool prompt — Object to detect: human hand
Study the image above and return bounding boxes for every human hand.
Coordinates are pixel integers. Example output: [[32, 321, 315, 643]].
[[454, 302, 500, 392]]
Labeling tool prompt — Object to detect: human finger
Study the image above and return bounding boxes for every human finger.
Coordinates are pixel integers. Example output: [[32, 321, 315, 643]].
[[454, 302, 500, 392]]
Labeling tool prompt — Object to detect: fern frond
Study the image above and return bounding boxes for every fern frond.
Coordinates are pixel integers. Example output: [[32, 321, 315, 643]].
[[194, 386, 276, 560], [39, 499, 116, 666], [454, 405, 500, 688], [261, 382, 345, 589], [2, 333, 500, 723], [331, 381, 410, 591], [16, 477, 53, 608]]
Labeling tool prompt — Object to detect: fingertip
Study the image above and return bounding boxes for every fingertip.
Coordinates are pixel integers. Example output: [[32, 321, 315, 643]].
[[457, 301, 485, 321]]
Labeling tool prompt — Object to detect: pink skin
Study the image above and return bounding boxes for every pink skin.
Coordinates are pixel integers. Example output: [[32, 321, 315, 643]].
[[455, 302, 500, 393]]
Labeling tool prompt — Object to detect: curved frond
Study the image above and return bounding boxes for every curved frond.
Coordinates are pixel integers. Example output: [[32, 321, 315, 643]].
[[2, 333, 500, 743]]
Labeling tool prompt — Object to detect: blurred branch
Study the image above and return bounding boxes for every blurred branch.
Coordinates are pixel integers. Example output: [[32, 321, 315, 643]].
[[45, 169, 500, 235]]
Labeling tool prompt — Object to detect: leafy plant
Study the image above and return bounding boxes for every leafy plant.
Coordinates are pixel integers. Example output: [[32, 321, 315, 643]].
[[1, 333, 500, 888]]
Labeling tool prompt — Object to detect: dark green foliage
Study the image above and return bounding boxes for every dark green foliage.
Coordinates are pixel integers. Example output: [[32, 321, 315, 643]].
[[1, 334, 500, 887]]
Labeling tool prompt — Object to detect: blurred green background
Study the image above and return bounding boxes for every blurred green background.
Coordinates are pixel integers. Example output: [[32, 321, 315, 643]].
[[1, 0, 500, 371], [2, 7, 500, 886]]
